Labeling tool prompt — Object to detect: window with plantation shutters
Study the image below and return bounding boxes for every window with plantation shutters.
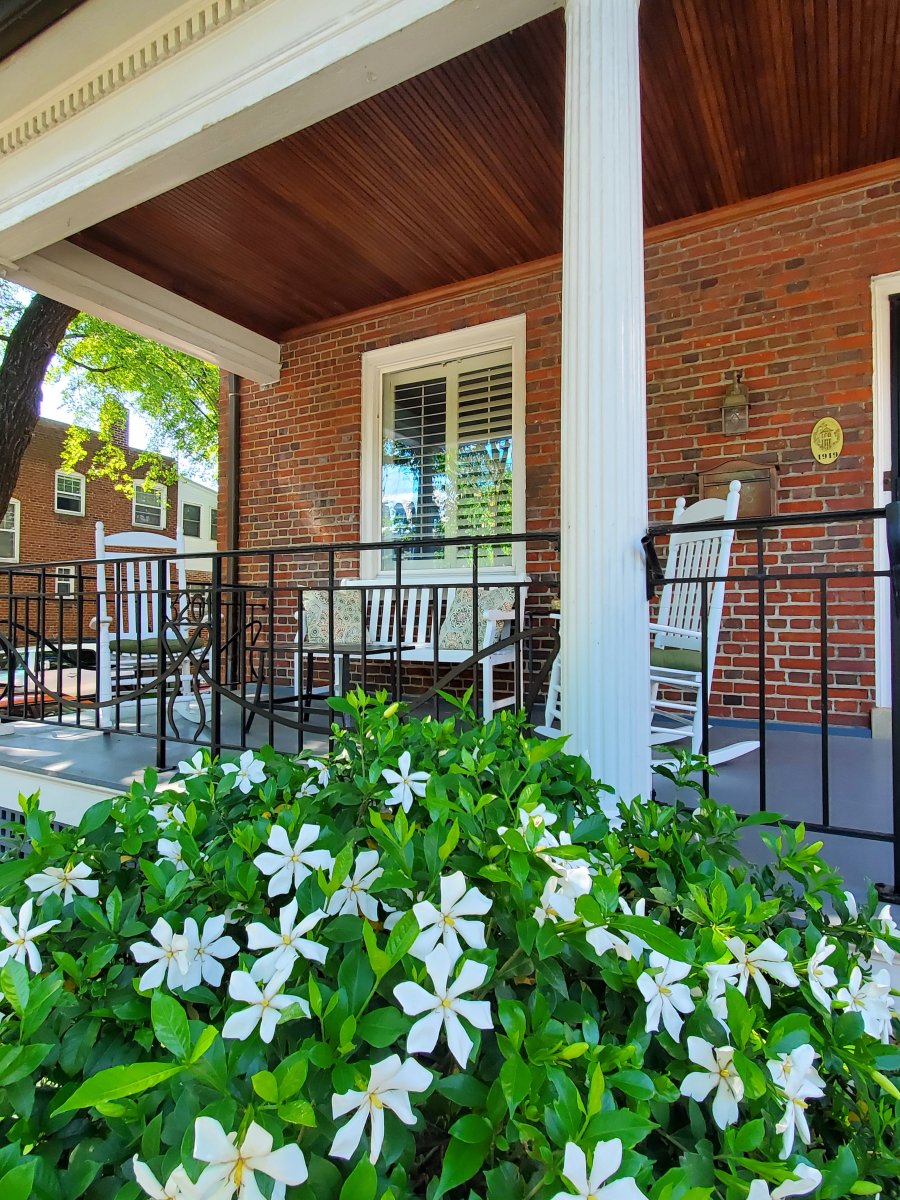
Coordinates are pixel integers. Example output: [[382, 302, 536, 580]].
[[380, 347, 515, 572]]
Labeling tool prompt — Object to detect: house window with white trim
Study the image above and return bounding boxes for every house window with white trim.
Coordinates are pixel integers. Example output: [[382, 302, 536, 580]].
[[54, 470, 85, 515], [182, 502, 202, 538], [133, 482, 166, 529], [0, 500, 19, 562], [55, 565, 76, 599], [210, 507, 218, 540], [363, 317, 525, 576]]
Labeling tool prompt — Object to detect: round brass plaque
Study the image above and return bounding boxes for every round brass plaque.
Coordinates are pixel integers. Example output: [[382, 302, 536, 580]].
[[811, 417, 843, 465]]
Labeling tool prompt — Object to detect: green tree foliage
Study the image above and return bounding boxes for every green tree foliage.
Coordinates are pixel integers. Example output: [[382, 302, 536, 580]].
[[0, 281, 218, 496]]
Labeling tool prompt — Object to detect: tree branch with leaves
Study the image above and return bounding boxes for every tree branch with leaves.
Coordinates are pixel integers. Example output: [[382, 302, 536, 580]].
[[0, 280, 219, 517]]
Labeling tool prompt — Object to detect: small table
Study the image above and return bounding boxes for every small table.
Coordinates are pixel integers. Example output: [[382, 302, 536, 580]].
[[245, 639, 410, 733], [300, 640, 410, 710]]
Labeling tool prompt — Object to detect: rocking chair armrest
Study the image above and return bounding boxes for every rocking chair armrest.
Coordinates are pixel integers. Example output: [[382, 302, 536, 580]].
[[649, 621, 701, 639], [480, 609, 516, 650]]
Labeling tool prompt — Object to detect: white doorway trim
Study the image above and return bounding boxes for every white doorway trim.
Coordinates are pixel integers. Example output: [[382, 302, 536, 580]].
[[872, 270, 900, 709]]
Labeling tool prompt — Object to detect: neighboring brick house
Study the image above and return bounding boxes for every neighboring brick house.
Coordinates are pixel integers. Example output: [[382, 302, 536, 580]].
[[1, 417, 177, 575], [227, 173, 900, 729], [0, 417, 217, 640]]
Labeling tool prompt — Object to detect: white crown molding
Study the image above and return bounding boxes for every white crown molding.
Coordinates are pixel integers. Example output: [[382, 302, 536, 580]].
[[7, 241, 282, 383], [0, 0, 558, 262], [0, 0, 267, 158]]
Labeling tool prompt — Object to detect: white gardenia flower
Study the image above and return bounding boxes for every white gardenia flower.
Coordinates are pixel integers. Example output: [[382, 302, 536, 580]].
[[254, 824, 334, 897], [247, 899, 328, 981], [176, 750, 207, 780], [723, 936, 800, 1007], [704, 962, 736, 1026], [874, 904, 899, 963], [382, 750, 430, 812], [327, 849, 384, 920], [748, 1165, 823, 1199], [222, 968, 308, 1043], [806, 936, 838, 1009], [774, 1079, 824, 1158], [0, 900, 59, 973], [25, 861, 99, 906], [679, 1036, 744, 1129], [221, 750, 267, 795], [131, 918, 191, 991], [519, 803, 558, 832], [637, 953, 695, 1042], [836, 965, 894, 1041], [330, 1054, 431, 1164], [194, 1116, 307, 1200], [411, 871, 492, 964], [555, 864, 593, 900], [158, 838, 190, 873], [767, 1043, 826, 1096], [768, 1044, 825, 1158], [550, 1138, 648, 1200], [132, 1156, 203, 1200], [180, 916, 240, 990], [618, 897, 650, 958], [303, 758, 331, 789], [151, 801, 186, 827], [534, 877, 579, 927], [584, 923, 632, 962], [393, 945, 493, 1067], [843, 889, 859, 920]]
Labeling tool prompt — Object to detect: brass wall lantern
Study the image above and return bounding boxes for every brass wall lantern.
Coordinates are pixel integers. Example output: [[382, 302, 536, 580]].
[[722, 368, 750, 435]]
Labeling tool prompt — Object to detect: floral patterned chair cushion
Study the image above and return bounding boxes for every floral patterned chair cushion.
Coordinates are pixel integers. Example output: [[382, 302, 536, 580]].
[[302, 589, 365, 645], [437, 586, 516, 651]]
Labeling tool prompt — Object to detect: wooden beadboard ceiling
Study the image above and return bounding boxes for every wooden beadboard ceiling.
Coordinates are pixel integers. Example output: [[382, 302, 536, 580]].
[[74, 0, 900, 341]]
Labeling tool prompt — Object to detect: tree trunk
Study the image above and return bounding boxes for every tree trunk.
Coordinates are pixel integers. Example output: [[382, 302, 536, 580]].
[[0, 293, 76, 516]]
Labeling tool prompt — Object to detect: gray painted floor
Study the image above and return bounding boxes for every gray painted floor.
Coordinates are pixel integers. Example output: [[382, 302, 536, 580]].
[[652, 725, 895, 898], [0, 701, 894, 897]]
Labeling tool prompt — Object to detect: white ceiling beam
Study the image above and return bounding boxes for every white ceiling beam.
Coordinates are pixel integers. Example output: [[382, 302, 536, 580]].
[[6, 241, 282, 384], [0, 0, 558, 263]]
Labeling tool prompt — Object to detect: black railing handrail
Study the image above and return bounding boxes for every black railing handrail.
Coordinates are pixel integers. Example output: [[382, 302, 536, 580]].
[[647, 503, 885, 538], [0, 528, 561, 574]]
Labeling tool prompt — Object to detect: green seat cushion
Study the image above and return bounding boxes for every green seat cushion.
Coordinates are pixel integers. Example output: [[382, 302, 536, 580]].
[[650, 645, 703, 673], [112, 636, 182, 654]]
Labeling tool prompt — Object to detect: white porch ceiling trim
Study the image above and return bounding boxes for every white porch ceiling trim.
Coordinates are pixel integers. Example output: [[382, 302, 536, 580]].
[[0, 0, 559, 263], [6, 241, 282, 383]]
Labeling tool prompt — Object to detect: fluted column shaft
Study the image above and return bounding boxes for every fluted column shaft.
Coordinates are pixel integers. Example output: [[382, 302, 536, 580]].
[[560, 0, 649, 798]]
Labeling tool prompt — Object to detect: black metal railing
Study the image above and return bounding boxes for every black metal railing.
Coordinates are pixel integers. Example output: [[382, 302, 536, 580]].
[[644, 504, 899, 898], [0, 531, 560, 766]]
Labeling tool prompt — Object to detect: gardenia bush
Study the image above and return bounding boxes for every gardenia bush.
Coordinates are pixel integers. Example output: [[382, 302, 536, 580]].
[[0, 690, 898, 1200]]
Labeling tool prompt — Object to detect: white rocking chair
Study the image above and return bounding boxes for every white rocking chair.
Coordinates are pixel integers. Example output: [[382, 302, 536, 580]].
[[650, 479, 759, 765], [94, 522, 203, 728]]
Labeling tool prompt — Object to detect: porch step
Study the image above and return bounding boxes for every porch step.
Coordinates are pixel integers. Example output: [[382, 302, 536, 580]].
[[0, 762, 113, 827]]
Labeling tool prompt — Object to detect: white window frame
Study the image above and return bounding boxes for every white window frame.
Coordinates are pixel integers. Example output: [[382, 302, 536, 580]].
[[210, 507, 218, 540], [0, 499, 20, 563], [55, 564, 77, 599], [132, 480, 167, 530], [360, 315, 527, 581], [181, 500, 203, 539], [54, 469, 86, 516]]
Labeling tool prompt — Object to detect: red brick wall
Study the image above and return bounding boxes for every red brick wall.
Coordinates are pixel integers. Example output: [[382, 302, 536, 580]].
[[12, 418, 176, 564], [231, 175, 900, 726], [3, 418, 177, 642]]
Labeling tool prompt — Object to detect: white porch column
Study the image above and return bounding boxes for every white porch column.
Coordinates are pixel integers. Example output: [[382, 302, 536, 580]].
[[560, 0, 649, 797]]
